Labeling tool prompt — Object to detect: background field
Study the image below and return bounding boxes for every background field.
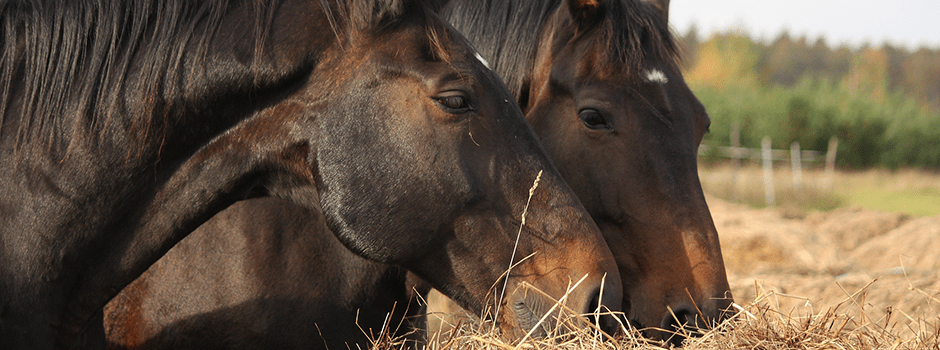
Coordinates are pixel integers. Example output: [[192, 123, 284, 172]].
[[697, 164, 940, 217], [681, 30, 940, 171]]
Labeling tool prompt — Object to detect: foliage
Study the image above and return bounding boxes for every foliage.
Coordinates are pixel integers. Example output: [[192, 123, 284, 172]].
[[682, 31, 940, 169]]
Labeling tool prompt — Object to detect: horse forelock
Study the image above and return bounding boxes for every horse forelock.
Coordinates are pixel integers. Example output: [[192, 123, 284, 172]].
[[0, 0, 280, 159], [570, 0, 681, 79]]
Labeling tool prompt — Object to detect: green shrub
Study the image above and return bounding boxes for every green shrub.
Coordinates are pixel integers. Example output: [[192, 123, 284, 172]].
[[692, 77, 940, 170]]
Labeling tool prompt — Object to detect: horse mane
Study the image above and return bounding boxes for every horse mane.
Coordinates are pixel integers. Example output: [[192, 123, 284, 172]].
[[322, 0, 453, 62], [587, 0, 681, 75], [0, 0, 258, 157], [442, 0, 680, 98], [0, 0, 441, 159], [443, 0, 558, 99]]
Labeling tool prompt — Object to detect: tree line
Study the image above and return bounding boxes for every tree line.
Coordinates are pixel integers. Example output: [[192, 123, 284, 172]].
[[680, 27, 940, 170]]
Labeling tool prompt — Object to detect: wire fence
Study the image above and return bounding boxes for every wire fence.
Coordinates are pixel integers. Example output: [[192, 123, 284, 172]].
[[698, 123, 839, 206]]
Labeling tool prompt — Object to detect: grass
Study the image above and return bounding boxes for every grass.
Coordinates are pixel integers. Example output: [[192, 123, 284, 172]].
[[837, 169, 940, 217], [697, 162, 940, 217], [697, 162, 844, 214]]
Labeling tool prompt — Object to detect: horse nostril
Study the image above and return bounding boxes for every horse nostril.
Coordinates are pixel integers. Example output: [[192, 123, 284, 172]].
[[661, 307, 702, 347], [512, 300, 544, 337], [584, 286, 622, 336], [716, 296, 736, 325], [587, 293, 599, 313]]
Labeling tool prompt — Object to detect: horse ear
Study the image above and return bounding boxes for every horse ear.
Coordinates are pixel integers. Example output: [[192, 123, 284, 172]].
[[566, 0, 604, 24], [641, 0, 670, 22]]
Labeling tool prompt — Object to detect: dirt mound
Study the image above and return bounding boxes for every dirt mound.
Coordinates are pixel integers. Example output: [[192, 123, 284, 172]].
[[849, 215, 940, 273], [805, 207, 908, 251], [706, 196, 940, 326], [708, 197, 842, 275]]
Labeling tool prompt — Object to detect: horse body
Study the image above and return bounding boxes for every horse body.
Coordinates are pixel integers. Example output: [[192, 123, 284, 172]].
[[1, 1, 322, 344], [96, 198, 427, 349], [0, 0, 621, 348]]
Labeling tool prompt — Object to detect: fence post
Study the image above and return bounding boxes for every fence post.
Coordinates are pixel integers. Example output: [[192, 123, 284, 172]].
[[730, 122, 741, 200], [790, 141, 802, 192], [762, 137, 775, 206], [824, 137, 839, 188]]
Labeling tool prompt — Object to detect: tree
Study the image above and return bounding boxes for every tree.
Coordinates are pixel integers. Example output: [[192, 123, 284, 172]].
[[686, 32, 759, 89], [845, 47, 889, 102], [901, 48, 940, 112]]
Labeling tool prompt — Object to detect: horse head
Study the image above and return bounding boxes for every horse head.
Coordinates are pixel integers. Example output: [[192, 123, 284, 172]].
[[262, 0, 625, 338], [521, 0, 733, 342]]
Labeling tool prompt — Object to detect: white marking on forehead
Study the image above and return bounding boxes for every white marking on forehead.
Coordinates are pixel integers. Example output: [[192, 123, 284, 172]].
[[644, 69, 668, 84], [474, 52, 491, 69]]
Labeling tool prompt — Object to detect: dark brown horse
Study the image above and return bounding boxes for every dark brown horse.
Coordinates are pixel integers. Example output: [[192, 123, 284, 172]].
[[94, 0, 732, 347], [441, 0, 733, 342], [0, 0, 623, 348]]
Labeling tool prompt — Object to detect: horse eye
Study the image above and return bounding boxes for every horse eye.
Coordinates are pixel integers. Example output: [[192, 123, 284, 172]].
[[579, 109, 610, 130], [436, 95, 470, 112]]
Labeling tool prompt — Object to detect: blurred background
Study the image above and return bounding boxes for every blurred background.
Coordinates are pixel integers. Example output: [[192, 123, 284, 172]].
[[669, 0, 940, 217], [667, 1, 940, 335]]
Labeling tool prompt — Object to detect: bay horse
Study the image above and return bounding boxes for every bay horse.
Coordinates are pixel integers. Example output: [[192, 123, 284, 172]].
[[0, 0, 624, 348], [439, 0, 734, 343], [94, 0, 733, 347], [441, 0, 734, 342]]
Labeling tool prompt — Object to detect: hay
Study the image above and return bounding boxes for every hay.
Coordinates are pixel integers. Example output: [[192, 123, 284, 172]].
[[386, 196, 940, 350], [369, 281, 940, 350], [711, 195, 940, 342], [850, 216, 940, 273], [708, 197, 843, 275], [805, 207, 908, 251]]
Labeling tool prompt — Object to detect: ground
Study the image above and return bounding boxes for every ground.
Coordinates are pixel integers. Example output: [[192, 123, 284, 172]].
[[419, 167, 940, 349], [711, 195, 940, 340]]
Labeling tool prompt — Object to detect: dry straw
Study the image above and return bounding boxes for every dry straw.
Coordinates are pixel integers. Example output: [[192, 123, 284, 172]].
[[358, 278, 940, 350], [354, 168, 940, 349]]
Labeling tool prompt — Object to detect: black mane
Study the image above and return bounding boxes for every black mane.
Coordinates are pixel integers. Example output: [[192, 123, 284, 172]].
[[0, 0, 274, 156], [442, 0, 557, 98], [0, 0, 435, 158], [442, 0, 680, 98]]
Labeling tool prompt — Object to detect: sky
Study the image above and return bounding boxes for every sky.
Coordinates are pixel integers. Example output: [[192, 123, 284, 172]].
[[669, 0, 940, 50]]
